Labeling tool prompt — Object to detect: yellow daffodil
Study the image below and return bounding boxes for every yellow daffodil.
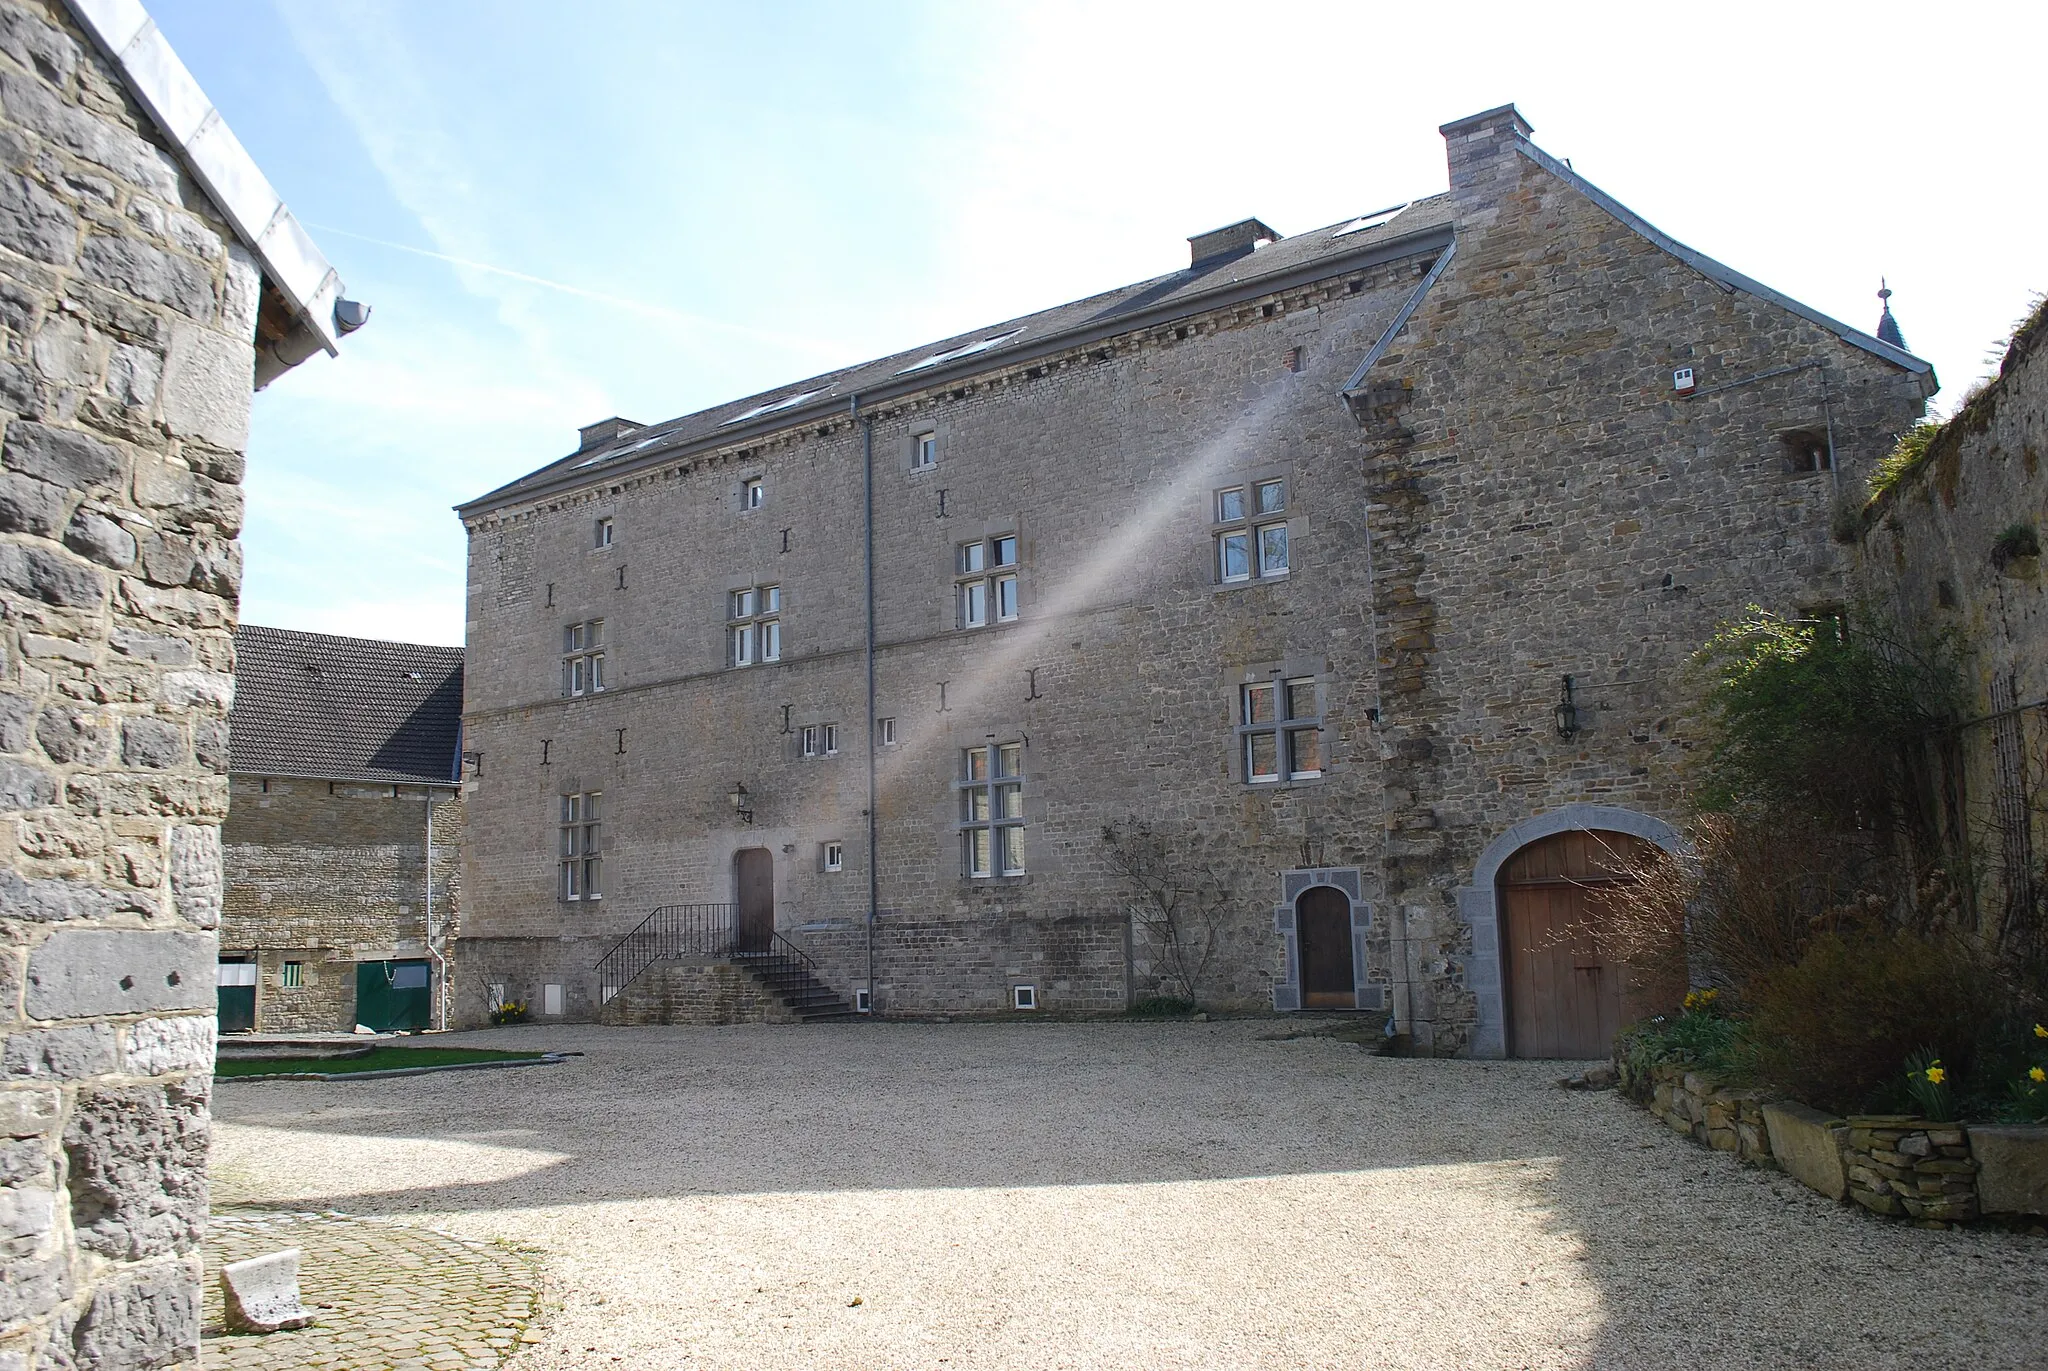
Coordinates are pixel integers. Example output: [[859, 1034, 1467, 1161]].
[[2032, 1067, 2046, 1084], [1925, 1064, 1946, 1085], [2036, 1023, 2048, 1039]]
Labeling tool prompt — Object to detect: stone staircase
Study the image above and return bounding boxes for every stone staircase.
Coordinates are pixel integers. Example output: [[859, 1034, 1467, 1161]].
[[594, 903, 857, 1026]]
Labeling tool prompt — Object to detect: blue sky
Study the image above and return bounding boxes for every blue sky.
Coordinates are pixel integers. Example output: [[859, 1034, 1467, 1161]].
[[152, 1, 2045, 646]]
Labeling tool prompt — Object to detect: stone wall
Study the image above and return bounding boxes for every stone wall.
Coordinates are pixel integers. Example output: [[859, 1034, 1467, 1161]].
[[600, 957, 795, 1026], [1841, 1116, 1979, 1224], [0, 2, 262, 1364], [456, 107, 1930, 1043], [221, 777, 462, 1032], [1852, 300, 2046, 939], [1623, 1059, 1772, 1163]]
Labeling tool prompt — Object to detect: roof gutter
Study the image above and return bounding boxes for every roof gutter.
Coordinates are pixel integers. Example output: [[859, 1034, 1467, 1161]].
[[456, 222, 1455, 518], [62, 0, 367, 382]]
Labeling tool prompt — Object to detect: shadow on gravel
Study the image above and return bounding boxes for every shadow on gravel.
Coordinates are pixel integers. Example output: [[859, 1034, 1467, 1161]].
[[213, 1023, 2048, 1370]]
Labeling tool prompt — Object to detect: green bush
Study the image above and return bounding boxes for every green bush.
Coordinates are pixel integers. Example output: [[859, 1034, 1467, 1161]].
[[1619, 1006, 1748, 1082], [1744, 932, 1992, 1115]]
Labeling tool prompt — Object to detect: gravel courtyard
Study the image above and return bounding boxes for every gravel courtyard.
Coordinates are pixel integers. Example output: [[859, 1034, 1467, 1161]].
[[210, 1021, 2045, 1370]]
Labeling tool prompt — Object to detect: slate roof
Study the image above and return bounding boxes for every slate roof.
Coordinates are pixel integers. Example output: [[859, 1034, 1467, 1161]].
[[457, 197, 1460, 516], [230, 625, 463, 785]]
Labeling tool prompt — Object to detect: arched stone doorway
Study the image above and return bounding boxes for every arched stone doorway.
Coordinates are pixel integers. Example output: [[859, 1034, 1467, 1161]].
[[1454, 804, 1687, 1058], [734, 848, 774, 952], [1497, 829, 1664, 1058], [1296, 886, 1356, 1008]]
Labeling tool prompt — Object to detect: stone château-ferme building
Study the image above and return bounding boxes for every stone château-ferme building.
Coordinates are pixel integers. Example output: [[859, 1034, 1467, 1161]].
[[455, 105, 1933, 1055], [0, 0, 361, 1366], [221, 625, 464, 1035]]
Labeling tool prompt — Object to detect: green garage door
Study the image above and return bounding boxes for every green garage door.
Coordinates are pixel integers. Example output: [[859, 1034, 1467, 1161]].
[[355, 960, 432, 1032], [218, 958, 257, 1033]]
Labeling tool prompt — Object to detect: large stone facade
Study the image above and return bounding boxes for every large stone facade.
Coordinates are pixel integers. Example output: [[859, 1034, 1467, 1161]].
[[0, 3, 354, 1366], [455, 106, 1931, 1048]]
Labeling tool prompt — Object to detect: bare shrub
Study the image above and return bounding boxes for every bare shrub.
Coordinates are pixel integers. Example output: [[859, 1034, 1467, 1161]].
[[1100, 818, 1233, 1008]]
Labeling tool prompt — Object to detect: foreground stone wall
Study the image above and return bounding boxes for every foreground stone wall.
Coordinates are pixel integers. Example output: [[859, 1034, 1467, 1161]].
[[1853, 301, 2046, 938], [600, 958, 794, 1026], [221, 777, 462, 1031], [0, 3, 262, 1364]]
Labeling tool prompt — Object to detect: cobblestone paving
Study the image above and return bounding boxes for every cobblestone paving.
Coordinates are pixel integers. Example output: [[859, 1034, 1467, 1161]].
[[202, 1207, 546, 1370]]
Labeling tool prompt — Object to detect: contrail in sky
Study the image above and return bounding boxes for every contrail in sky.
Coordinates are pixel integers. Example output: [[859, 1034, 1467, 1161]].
[[304, 221, 852, 360]]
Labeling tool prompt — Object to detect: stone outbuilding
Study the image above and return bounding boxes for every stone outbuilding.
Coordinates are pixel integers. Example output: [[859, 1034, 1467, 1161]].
[[453, 104, 1934, 1053], [0, 1, 361, 1365], [222, 624, 464, 1034]]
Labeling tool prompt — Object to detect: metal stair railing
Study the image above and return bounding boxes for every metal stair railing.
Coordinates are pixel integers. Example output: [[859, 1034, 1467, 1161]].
[[733, 933, 851, 1015], [595, 903, 736, 1004]]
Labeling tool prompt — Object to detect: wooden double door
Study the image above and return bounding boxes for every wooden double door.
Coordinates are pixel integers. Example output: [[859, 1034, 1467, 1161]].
[[1499, 829, 1665, 1059]]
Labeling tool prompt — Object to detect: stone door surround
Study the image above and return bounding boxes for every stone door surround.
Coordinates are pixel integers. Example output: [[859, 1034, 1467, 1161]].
[[1455, 803, 1686, 1058], [1272, 867, 1380, 1012]]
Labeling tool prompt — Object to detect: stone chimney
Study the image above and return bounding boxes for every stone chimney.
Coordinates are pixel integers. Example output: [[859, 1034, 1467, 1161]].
[[1438, 103, 1533, 197], [1187, 218, 1280, 268], [577, 417, 643, 451]]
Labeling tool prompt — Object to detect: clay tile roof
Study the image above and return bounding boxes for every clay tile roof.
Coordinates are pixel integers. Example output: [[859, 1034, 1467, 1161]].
[[230, 625, 463, 785]]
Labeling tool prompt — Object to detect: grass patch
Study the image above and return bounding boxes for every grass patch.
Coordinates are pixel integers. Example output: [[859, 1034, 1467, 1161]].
[[214, 1046, 548, 1078]]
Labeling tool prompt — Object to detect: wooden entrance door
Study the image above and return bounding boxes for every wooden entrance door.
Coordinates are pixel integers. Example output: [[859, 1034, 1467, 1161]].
[[1499, 829, 1661, 1058], [1297, 886, 1356, 1009], [734, 848, 774, 952]]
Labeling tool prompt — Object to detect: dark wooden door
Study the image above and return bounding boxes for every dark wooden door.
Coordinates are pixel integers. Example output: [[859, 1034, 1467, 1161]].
[[735, 848, 774, 952], [1297, 886, 1355, 1009], [1500, 829, 1659, 1058]]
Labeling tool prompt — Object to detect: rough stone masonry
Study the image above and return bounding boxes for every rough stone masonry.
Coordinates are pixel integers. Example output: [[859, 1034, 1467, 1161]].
[[0, 2, 357, 1367]]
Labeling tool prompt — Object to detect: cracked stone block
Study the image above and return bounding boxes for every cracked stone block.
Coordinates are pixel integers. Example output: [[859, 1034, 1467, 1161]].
[[166, 827, 220, 930], [220, 1248, 314, 1333], [61, 1080, 207, 1261]]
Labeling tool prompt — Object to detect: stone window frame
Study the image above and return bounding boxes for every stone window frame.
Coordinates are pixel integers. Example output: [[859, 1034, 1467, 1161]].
[[728, 584, 781, 667], [560, 791, 603, 902], [741, 476, 766, 510], [955, 532, 1020, 630], [562, 618, 606, 696], [593, 515, 614, 549], [957, 740, 1025, 878], [1232, 660, 1328, 788], [1211, 465, 1294, 587]]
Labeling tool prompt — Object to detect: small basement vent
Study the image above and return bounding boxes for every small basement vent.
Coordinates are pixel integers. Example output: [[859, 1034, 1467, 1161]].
[[1013, 984, 1038, 1011], [855, 987, 872, 1014]]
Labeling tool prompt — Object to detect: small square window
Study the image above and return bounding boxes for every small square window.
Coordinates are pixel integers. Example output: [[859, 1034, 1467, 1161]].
[[732, 589, 755, 619], [802, 725, 820, 757], [1255, 479, 1286, 514], [1257, 523, 1289, 575], [993, 536, 1017, 567], [281, 961, 302, 988], [877, 716, 897, 747], [824, 841, 844, 872], [959, 541, 986, 574], [743, 478, 765, 509], [913, 432, 937, 469], [594, 517, 613, 548], [1217, 487, 1245, 522], [1013, 984, 1038, 1010]]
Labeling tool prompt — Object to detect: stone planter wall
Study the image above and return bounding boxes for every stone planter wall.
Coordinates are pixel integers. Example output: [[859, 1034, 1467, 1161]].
[[1616, 1056, 2048, 1229], [1618, 1058, 1774, 1164], [1842, 1117, 1979, 1224]]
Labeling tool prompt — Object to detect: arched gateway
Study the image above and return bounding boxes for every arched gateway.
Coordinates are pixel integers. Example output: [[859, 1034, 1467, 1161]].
[[1455, 804, 1686, 1059]]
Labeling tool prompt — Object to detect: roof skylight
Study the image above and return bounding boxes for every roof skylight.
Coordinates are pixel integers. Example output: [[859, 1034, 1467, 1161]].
[[1333, 203, 1409, 238], [722, 387, 831, 426], [896, 328, 1025, 375]]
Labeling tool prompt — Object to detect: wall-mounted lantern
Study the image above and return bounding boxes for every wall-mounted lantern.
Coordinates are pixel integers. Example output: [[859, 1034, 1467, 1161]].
[[728, 782, 753, 825], [1553, 675, 1580, 741]]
